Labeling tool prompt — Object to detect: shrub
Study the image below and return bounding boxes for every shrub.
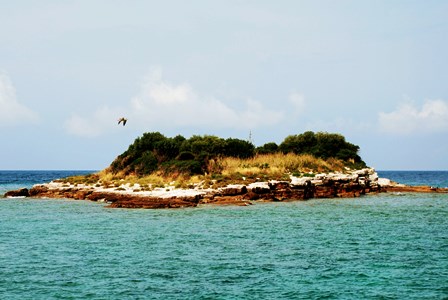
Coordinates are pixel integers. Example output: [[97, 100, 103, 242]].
[[279, 131, 365, 166], [223, 138, 255, 158], [107, 131, 367, 178], [133, 151, 158, 176], [161, 160, 203, 176], [154, 139, 181, 162], [256, 142, 279, 154], [177, 151, 195, 161]]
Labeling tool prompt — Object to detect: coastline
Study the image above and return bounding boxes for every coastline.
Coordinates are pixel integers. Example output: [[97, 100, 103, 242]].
[[4, 168, 447, 209]]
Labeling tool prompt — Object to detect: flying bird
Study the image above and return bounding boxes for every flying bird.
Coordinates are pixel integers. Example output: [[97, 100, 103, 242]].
[[118, 117, 127, 126]]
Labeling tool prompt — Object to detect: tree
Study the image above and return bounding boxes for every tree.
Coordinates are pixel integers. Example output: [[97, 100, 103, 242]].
[[224, 138, 255, 158], [279, 131, 365, 166], [279, 131, 317, 154], [256, 142, 279, 154], [109, 130, 366, 176], [155, 138, 181, 162]]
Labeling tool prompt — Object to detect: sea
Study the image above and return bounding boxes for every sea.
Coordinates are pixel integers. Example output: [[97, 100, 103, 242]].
[[0, 170, 447, 299]]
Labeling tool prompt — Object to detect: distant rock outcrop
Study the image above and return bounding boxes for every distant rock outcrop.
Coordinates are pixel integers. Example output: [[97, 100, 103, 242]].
[[4, 188, 29, 198]]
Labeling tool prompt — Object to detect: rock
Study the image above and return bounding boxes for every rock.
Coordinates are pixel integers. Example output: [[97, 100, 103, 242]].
[[290, 176, 311, 186], [242, 191, 260, 200], [269, 181, 290, 190], [108, 198, 197, 209], [6, 167, 446, 209], [273, 188, 308, 201], [202, 195, 250, 206], [29, 185, 49, 196], [381, 185, 448, 194], [219, 185, 247, 196], [4, 188, 29, 198], [247, 182, 270, 194], [311, 179, 324, 186], [377, 178, 392, 187]]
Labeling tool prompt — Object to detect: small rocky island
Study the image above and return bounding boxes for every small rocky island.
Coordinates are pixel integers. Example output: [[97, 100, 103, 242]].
[[5, 131, 447, 208]]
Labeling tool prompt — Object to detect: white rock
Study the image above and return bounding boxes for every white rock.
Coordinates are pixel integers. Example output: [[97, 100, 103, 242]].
[[311, 179, 323, 186], [289, 176, 310, 186], [247, 182, 269, 189], [369, 173, 379, 182], [223, 184, 246, 189], [377, 178, 392, 186], [315, 174, 327, 180]]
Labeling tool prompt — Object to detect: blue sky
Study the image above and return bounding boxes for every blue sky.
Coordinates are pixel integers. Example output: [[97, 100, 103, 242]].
[[1, 1, 447, 170]]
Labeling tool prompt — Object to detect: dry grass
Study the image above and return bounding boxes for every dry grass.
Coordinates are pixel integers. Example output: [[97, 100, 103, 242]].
[[64, 153, 349, 187], [220, 153, 345, 177]]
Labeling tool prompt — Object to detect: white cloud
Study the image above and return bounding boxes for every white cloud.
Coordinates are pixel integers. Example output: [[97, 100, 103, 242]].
[[65, 114, 101, 138], [133, 68, 196, 107], [379, 99, 448, 134], [130, 69, 283, 130], [0, 72, 39, 127], [288, 91, 306, 114], [64, 106, 123, 138], [65, 68, 290, 137]]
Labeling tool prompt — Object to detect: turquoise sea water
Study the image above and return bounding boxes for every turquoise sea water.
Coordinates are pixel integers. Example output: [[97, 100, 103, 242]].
[[1, 171, 448, 299]]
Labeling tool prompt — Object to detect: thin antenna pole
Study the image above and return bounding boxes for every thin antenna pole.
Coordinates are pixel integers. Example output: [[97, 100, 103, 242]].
[[248, 130, 253, 144]]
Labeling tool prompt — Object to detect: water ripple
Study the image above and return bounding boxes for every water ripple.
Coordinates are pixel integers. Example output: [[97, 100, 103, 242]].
[[0, 193, 447, 299]]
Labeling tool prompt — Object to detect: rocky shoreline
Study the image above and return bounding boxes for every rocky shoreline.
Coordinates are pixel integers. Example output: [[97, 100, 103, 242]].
[[4, 168, 448, 209]]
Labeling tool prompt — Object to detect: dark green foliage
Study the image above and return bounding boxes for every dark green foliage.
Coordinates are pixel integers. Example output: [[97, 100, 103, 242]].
[[133, 151, 158, 175], [161, 160, 203, 175], [224, 138, 255, 158], [181, 135, 226, 156], [279, 131, 366, 167], [177, 151, 195, 161], [109, 132, 257, 176], [135, 132, 166, 152], [109, 131, 366, 176], [154, 139, 180, 162], [256, 142, 279, 154], [279, 131, 317, 154]]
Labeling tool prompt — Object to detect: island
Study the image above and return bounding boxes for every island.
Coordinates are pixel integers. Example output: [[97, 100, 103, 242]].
[[5, 131, 447, 208]]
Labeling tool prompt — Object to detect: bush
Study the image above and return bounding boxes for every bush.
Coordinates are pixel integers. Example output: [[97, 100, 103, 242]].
[[108, 130, 367, 177], [279, 131, 317, 154], [161, 160, 203, 175], [177, 151, 195, 161], [256, 142, 279, 154], [155, 139, 181, 162], [133, 151, 158, 176], [223, 138, 255, 158], [279, 131, 365, 166]]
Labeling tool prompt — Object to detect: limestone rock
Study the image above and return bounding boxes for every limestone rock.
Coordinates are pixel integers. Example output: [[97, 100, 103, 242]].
[[219, 185, 247, 196], [6, 167, 445, 209], [247, 182, 270, 194]]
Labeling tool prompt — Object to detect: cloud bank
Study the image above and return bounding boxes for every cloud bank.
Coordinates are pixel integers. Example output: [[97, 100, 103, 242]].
[[64, 106, 124, 138], [0, 72, 39, 127], [66, 69, 287, 137], [379, 99, 448, 135], [131, 69, 284, 129]]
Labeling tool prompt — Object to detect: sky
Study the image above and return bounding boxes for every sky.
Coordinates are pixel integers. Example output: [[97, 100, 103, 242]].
[[1, 1, 448, 170]]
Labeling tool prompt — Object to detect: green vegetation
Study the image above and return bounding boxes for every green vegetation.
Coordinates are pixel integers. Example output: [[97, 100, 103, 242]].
[[109, 132, 255, 176], [278, 131, 365, 168], [109, 131, 365, 176], [64, 131, 367, 187]]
